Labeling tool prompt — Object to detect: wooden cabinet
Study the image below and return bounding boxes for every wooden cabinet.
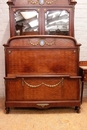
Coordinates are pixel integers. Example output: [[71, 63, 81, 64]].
[[7, 0, 76, 37], [79, 63, 87, 103], [4, 0, 81, 113]]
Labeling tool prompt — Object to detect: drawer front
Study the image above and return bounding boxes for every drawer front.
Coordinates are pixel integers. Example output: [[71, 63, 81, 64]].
[[5, 77, 80, 101]]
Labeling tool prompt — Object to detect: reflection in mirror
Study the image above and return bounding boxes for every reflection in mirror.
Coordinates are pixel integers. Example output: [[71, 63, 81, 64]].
[[45, 10, 69, 35], [14, 10, 38, 35]]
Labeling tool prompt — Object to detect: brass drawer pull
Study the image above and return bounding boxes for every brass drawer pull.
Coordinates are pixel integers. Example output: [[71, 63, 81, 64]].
[[37, 104, 49, 108]]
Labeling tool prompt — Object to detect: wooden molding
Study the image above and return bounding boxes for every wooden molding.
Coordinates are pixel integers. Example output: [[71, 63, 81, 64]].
[[7, 0, 14, 5], [69, 0, 77, 5]]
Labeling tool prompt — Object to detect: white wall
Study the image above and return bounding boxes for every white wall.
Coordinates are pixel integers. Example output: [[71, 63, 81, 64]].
[[0, 0, 87, 97], [0, 0, 10, 97], [75, 0, 87, 61]]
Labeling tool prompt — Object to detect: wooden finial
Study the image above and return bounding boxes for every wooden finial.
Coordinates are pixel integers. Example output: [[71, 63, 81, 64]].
[[7, 0, 14, 5], [69, 0, 77, 5]]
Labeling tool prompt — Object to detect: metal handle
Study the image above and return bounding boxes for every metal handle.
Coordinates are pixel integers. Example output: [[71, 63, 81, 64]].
[[37, 103, 49, 108]]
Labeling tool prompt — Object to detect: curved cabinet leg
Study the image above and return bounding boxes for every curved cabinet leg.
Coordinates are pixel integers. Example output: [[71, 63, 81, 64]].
[[5, 107, 10, 114], [75, 106, 77, 110], [75, 106, 80, 113]]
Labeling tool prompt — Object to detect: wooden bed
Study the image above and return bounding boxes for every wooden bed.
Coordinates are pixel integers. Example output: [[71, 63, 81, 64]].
[[4, 35, 81, 113]]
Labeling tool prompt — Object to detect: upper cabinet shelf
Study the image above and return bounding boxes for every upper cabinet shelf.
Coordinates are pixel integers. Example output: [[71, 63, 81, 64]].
[[7, 0, 77, 37]]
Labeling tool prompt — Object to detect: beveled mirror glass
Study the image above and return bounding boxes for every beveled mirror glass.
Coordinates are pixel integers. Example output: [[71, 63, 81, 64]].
[[14, 10, 39, 35], [45, 10, 69, 35]]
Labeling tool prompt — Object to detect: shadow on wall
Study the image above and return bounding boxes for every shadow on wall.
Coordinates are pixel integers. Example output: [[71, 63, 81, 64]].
[[0, 22, 10, 98]]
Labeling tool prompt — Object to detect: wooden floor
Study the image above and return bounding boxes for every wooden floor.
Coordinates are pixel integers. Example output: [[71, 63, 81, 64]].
[[0, 97, 87, 130]]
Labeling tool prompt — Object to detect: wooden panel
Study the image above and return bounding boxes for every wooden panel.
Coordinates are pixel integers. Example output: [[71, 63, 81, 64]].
[[6, 48, 78, 75], [7, 36, 78, 47], [5, 77, 80, 101]]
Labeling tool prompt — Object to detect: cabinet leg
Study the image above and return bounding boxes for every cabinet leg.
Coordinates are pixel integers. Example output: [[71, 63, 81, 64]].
[[75, 106, 80, 113], [5, 107, 10, 114], [81, 81, 84, 104]]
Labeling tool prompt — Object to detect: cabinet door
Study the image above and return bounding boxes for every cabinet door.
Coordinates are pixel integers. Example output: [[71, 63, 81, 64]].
[[7, 0, 76, 37], [10, 8, 41, 36], [44, 7, 74, 36], [10, 7, 74, 36]]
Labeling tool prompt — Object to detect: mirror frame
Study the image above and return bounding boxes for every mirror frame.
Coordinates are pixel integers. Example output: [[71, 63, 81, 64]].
[[9, 8, 40, 37], [45, 9, 70, 36], [43, 7, 74, 36], [14, 9, 39, 36], [9, 7, 74, 37]]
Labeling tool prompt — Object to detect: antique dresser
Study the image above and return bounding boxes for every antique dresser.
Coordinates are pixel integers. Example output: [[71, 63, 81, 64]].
[[4, 0, 81, 113]]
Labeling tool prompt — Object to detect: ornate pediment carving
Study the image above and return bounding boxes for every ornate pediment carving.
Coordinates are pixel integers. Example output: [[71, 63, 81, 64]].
[[7, 0, 77, 6], [69, 0, 77, 5]]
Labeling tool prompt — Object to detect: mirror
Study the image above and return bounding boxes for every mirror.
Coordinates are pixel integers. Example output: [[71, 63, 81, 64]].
[[45, 10, 69, 35], [14, 9, 69, 36], [14, 10, 39, 35]]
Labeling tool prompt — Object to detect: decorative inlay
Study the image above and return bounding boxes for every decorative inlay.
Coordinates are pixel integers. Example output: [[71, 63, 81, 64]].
[[37, 103, 49, 108], [45, 39, 55, 46], [28, 0, 56, 5], [39, 0, 44, 5], [22, 78, 64, 88], [29, 39, 39, 46], [28, 0, 38, 4], [8, 50, 12, 54], [45, 0, 55, 4], [29, 38, 55, 46], [40, 39, 45, 46]]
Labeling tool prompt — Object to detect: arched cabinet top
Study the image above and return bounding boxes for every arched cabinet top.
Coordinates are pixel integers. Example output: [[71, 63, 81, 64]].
[[7, 0, 77, 37], [7, 0, 77, 6]]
